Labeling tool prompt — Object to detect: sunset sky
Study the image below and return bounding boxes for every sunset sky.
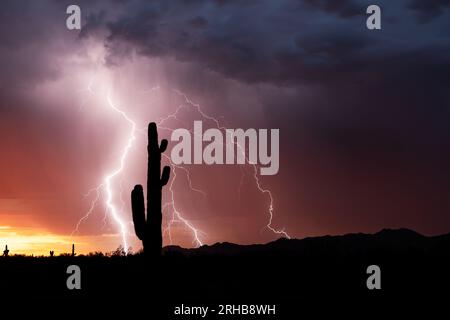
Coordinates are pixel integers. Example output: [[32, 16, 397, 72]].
[[1, 0, 450, 255]]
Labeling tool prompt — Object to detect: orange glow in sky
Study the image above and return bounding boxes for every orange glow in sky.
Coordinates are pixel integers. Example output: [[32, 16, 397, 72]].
[[0, 225, 124, 256]]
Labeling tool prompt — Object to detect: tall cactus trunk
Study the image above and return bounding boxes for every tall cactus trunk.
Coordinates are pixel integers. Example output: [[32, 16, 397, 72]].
[[131, 122, 170, 258]]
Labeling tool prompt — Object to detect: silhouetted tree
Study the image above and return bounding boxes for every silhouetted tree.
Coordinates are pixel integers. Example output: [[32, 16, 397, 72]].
[[131, 122, 171, 258], [50, 250, 54, 257], [110, 245, 130, 257]]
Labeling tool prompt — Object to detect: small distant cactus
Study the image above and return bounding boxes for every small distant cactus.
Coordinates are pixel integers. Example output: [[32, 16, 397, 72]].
[[71, 244, 76, 257], [3, 245, 9, 257], [131, 122, 171, 257], [50, 250, 54, 257]]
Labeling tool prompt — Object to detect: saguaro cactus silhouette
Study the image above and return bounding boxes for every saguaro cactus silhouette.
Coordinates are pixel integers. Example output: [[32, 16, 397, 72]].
[[131, 122, 170, 257], [3, 245, 9, 257], [71, 244, 76, 257]]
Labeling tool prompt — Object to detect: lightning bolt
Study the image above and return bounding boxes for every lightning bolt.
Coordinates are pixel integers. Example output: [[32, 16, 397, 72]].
[[172, 89, 290, 239], [72, 79, 135, 253], [71, 185, 103, 237], [72, 73, 289, 254], [102, 92, 136, 252], [164, 152, 205, 247]]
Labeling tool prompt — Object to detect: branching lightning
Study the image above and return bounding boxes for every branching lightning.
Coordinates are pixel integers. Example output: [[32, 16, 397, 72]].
[[101, 92, 136, 252], [72, 72, 289, 254], [172, 89, 290, 239], [72, 76, 135, 252], [71, 185, 103, 237]]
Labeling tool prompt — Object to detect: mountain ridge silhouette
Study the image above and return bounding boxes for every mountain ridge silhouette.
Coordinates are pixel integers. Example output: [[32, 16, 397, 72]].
[[162, 228, 449, 256]]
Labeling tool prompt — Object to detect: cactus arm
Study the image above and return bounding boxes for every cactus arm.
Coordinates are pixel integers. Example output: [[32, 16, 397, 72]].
[[159, 139, 168, 153], [131, 185, 146, 241], [161, 166, 171, 186]]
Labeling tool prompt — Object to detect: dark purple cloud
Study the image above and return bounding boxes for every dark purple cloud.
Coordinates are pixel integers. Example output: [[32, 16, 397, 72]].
[[408, 0, 450, 22]]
